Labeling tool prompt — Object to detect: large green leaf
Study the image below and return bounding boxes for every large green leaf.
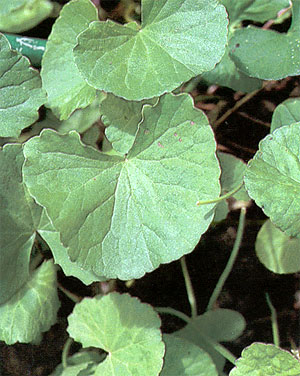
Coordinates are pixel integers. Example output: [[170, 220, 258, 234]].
[[229, 0, 300, 80], [244, 123, 300, 238], [67, 293, 165, 375], [0, 34, 46, 138], [0, 0, 53, 33], [271, 98, 300, 132], [41, 0, 98, 120], [23, 93, 220, 280], [0, 144, 43, 304], [161, 334, 218, 376], [255, 219, 300, 274], [73, 0, 228, 100], [0, 260, 59, 345], [229, 343, 300, 376]]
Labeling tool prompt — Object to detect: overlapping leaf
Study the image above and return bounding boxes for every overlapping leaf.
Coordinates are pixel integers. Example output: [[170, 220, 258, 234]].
[[67, 293, 165, 375], [23, 93, 220, 280], [229, 0, 300, 80], [41, 0, 98, 120], [0, 260, 59, 345], [229, 343, 300, 375], [271, 98, 300, 132], [73, 0, 228, 100], [50, 351, 102, 376], [0, 35, 46, 138], [244, 123, 300, 238]]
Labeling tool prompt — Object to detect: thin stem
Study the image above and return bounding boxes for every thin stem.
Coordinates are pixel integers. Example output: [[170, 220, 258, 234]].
[[196, 182, 244, 206], [62, 337, 73, 369], [180, 257, 197, 318], [206, 207, 246, 311], [156, 307, 236, 365], [266, 293, 280, 347], [58, 283, 81, 303]]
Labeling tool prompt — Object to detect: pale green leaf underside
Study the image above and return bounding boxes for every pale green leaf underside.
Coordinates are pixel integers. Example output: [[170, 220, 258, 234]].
[[229, 0, 300, 80], [0, 35, 46, 138], [0, 260, 59, 345], [245, 123, 300, 238], [161, 334, 218, 376], [67, 293, 164, 376], [41, 0, 98, 120], [229, 343, 300, 376], [0, 0, 53, 33], [73, 0, 228, 100], [271, 98, 300, 132], [23, 93, 220, 280], [255, 219, 300, 274]]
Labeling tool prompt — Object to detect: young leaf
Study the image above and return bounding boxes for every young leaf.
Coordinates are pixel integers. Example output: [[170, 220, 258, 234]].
[[67, 293, 165, 375], [0, 260, 60, 345], [255, 219, 300, 274], [0, 34, 46, 138], [101, 94, 157, 154], [161, 334, 218, 376], [229, 0, 300, 80], [73, 0, 228, 100], [0, 0, 53, 33], [229, 343, 300, 375], [41, 0, 98, 120], [50, 351, 102, 376], [23, 93, 220, 280], [271, 98, 300, 132], [244, 123, 300, 238]]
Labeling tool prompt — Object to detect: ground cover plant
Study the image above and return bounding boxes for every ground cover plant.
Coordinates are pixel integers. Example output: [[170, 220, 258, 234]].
[[1, 0, 300, 374]]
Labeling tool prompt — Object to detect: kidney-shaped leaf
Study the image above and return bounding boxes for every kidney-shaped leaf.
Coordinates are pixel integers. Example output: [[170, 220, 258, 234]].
[[23, 93, 220, 280], [73, 0, 228, 100], [229, 0, 300, 80], [229, 343, 300, 376], [67, 293, 165, 376], [0, 34, 46, 138], [271, 98, 300, 133], [245, 123, 300, 238], [41, 0, 98, 120]]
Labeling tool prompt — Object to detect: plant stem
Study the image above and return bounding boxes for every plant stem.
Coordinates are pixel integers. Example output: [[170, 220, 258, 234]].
[[197, 182, 244, 206], [206, 207, 246, 311], [266, 293, 280, 347], [58, 283, 81, 303], [62, 337, 73, 369], [156, 307, 237, 365], [180, 256, 197, 318]]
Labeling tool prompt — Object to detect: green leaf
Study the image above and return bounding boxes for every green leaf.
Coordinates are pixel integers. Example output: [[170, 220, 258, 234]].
[[0, 34, 46, 138], [271, 98, 300, 132], [41, 0, 98, 120], [73, 0, 228, 100], [175, 309, 245, 374], [161, 334, 218, 376], [0, 144, 43, 304], [0, 260, 60, 345], [50, 351, 102, 376], [67, 293, 165, 375], [229, 343, 300, 376], [0, 0, 53, 33], [229, 0, 300, 80], [102, 94, 157, 154], [244, 123, 300, 238], [23, 93, 220, 280], [255, 219, 300, 274]]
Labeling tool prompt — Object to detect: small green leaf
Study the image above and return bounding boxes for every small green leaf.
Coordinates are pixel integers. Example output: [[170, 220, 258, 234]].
[[161, 334, 218, 376], [23, 93, 220, 280], [67, 293, 165, 376], [271, 98, 300, 132], [244, 123, 300, 238], [73, 0, 228, 100], [0, 0, 53, 33], [50, 351, 102, 376], [229, 343, 300, 376], [0, 260, 60, 345], [255, 219, 300, 274], [0, 34, 46, 138], [229, 0, 300, 80], [41, 0, 98, 120], [102, 94, 157, 154]]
